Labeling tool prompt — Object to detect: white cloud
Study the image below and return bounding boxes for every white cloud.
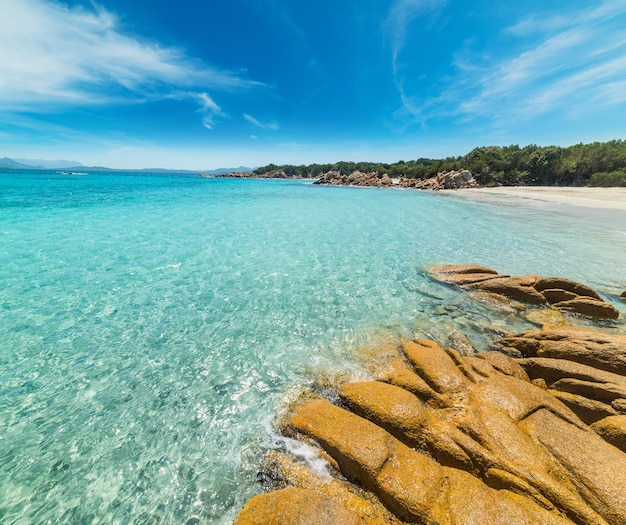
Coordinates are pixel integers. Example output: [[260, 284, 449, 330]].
[[396, 0, 626, 127], [383, 0, 448, 72], [192, 93, 225, 129], [243, 113, 279, 130], [0, 0, 258, 127], [382, 0, 448, 124]]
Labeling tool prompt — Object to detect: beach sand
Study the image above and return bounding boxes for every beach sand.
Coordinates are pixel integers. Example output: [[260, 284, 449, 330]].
[[440, 187, 626, 224]]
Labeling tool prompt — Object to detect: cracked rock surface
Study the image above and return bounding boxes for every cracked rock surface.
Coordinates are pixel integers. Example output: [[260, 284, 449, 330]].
[[236, 329, 626, 525]]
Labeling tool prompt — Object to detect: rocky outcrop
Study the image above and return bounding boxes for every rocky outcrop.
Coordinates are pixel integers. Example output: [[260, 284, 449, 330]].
[[591, 416, 626, 453], [430, 264, 620, 320], [235, 332, 626, 525], [313, 170, 394, 187], [492, 325, 626, 425], [313, 169, 477, 190], [399, 169, 479, 190], [215, 169, 291, 178]]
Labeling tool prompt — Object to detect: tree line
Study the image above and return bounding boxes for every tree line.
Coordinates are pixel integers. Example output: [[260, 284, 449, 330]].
[[255, 140, 626, 186]]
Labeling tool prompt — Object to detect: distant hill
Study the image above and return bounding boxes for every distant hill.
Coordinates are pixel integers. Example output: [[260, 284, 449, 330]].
[[14, 158, 84, 169], [0, 157, 35, 169], [0, 156, 254, 174], [201, 166, 254, 175]]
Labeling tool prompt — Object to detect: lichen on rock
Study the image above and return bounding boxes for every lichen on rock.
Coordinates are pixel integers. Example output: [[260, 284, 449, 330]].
[[235, 327, 626, 524]]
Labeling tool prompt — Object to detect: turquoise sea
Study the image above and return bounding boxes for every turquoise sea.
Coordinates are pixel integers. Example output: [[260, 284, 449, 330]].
[[1, 170, 625, 524]]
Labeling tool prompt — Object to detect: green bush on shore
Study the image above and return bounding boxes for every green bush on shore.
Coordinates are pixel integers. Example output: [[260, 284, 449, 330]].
[[589, 169, 626, 187], [255, 139, 626, 186]]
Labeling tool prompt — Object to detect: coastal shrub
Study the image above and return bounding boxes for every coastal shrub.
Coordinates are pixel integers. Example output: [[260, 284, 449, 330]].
[[254, 139, 626, 186], [589, 170, 626, 187]]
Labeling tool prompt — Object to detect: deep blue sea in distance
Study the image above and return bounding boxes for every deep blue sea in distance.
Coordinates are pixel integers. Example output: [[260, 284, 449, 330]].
[[1, 170, 625, 524]]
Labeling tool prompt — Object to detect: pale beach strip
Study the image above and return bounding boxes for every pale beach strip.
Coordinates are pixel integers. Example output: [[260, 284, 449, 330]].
[[440, 186, 626, 214]]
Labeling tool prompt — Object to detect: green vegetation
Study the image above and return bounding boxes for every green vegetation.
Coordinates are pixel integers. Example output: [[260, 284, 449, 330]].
[[255, 139, 626, 186]]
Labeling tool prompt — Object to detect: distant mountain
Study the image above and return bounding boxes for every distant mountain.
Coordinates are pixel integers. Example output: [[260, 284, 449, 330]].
[[14, 158, 84, 169], [0, 157, 35, 169], [202, 166, 254, 175], [0, 156, 254, 174]]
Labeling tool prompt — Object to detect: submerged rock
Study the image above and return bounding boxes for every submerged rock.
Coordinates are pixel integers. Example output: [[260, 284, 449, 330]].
[[430, 264, 620, 320], [235, 330, 626, 524], [525, 308, 570, 327]]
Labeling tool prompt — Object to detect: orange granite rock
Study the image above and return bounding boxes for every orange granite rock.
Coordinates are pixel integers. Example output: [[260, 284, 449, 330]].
[[591, 416, 626, 453], [235, 324, 626, 525], [429, 264, 620, 319], [234, 486, 366, 525]]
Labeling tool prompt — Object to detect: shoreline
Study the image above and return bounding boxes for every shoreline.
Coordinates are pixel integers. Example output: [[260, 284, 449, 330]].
[[439, 186, 626, 211]]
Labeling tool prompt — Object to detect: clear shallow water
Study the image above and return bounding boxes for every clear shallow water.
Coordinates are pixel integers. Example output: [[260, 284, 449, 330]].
[[1, 171, 625, 524]]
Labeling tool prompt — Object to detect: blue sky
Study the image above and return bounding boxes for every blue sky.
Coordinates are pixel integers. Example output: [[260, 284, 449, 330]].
[[2, 0, 626, 169]]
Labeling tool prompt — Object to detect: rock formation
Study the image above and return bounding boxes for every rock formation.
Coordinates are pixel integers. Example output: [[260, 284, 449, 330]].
[[235, 266, 624, 524], [492, 325, 626, 425], [313, 170, 395, 187], [313, 169, 478, 190], [235, 330, 626, 525], [215, 169, 290, 178], [399, 169, 478, 190], [429, 264, 620, 320]]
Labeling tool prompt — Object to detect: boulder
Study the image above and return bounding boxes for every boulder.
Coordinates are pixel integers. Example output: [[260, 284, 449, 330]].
[[314, 170, 393, 187], [428, 264, 620, 320], [547, 389, 619, 424], [591, 416, 626, 453], [236, 330, 626, 525], [553, 297, 620, 319], [399, 170, 479, 190], [495, 326, 626, 376], [234, 486, 365, 525], [286, 396, 575, 525], [429, 263, 498, 276], [496, 326, 626, 425], [541, 289, 580, 304], [471, 277, 547, 304], [534, 277, 602, 300]]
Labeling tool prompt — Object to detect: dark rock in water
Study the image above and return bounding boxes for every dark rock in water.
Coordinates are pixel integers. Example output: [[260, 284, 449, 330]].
[[429, 264, 620, 320], [620, 291, 626, 301], [235, 330, 626, 524]]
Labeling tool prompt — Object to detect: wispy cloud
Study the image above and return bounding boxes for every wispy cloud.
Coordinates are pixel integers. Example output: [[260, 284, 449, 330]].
[[383, 0, 448, 72], [243, 114, 279, 130], [397, 0, 626, 127], [193, 93, 225, 129], [0, 0, 259, 127], [382, 0, 448, 125]]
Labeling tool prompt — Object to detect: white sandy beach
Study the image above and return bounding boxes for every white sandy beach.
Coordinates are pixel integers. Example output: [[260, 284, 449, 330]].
[[442, 186, 626, 213]]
